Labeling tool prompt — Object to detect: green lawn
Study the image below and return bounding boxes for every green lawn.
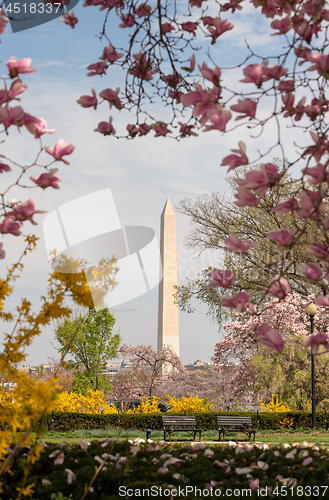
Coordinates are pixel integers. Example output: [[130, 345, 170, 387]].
[[44, 427, 329, 447]]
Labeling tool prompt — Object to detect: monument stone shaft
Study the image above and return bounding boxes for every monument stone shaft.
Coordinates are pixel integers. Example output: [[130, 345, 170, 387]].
[[157, 199, 180, 357]]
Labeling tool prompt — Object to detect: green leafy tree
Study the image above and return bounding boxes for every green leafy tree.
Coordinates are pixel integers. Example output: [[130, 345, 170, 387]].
[[54, 307, 121, 392], [176, 166, 328, 326], [248, 338, 329, 411]]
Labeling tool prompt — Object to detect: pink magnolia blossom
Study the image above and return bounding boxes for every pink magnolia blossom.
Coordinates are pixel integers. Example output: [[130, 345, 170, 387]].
[[293, 96, 306, 121], [305, 332, 329, 355], [308, 243, 329, 259], [315, 296, 329, 308], [206, 269, 236, 289], [322, 214, 329, 229], [221, 141, 248, 171], [271, 17, 292, 34], [267, 275, 291, 299], [204, 105, 232, 131], [277, 80, 295, 92], [295, 20, 321, 44], [152, 121, 171, 137], [202, 16, 214, 26], [0, 79, 28, 104], [99, 87, 122, 109], [59, 11, 78, 28], [304, 102, 321, 120], [138, 123, 152, 136], [94, 116, 116, 136], [0, 87, 8, 106], [273, 198, 299, 216], [97, 0, 125, 11], [224, 233, 259, 256], [100, 44, 124, 63], [262, 63, 288, 80], [240, 64, 263, 86], [127, 124, 139, 138], [295, 44, 312, 65], [20, 113, 41, 133], [161, 74, 181, 88], [267, 228, 297, 248], [221, 0, 243, 13], [178, 123, 198, 137], [54, 452, 65, 465], [0, 163, 12, 173], [168, 89, 183, 104], [128, 53, 156, 81], [25, 117, 56, 138], [0, 217, 22, 236], [119, 13, 135, 28], [65, 468, 76, 484], [252, 0, 280, 17], [249, 479, 260, 491], [6, 56, 36, 78], [161, 23, 175, 34], [181, 22, 198, 34], [7, 198, 46, 224], [222, 291, 250, 313], [234, 188, 260, 207], [199, 62, 221, 86], [189, 0, 207, 7], [230, 99, 256, 120], [282, 92, 295, 117], [234, 163, 280, 195], [0, 242, 5, 259], [180, 84, 219, 125], [189, 54, 196, 71], [77, 87, 97, 109], [86, 61, 108, 77], [299, 263, 323, 281], [207, 18, 233, 44], [301, 163, 329, 185], [0, 8, 8, 35], [304, 131, 329, 162], [254, 322, 284, 353], [0, 105, 24, 129], [45, 139, 75, 165], [133, 3, 151, 17], [296, 189, 326, 219], [30, 168, 61, 189]]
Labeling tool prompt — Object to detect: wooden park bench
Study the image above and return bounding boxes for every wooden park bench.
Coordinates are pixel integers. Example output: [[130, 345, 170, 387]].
[[217, 416, 257, 442], [162, 415, 203, 442]]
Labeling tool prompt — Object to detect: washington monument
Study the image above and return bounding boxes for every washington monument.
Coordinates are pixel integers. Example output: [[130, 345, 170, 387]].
[[157, 199, 180, 357]]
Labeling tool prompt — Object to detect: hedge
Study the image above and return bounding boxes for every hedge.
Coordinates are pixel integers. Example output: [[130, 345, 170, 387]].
[[45, 410, 329, 432]]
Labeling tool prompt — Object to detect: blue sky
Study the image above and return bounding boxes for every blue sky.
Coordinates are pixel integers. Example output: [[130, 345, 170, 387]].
[[0, 1, 310, 365]]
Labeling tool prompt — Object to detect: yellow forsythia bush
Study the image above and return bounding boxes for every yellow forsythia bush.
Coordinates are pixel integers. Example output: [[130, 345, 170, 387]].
[[280, 416, 295, 429], [52, 389, 118, 414], [165, 394, 215, 412], [259, 394, 290, 412], [127, 396, 162, 414]]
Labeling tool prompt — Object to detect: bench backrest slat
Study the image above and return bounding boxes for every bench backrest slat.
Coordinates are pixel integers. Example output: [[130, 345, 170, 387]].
[[162, 416, 196, 425], [217, 416, 253, 424]]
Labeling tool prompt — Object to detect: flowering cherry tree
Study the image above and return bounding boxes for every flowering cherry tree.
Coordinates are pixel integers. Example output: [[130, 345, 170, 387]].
[[214, 293, 329, 405], [118, 343, 186, 397]]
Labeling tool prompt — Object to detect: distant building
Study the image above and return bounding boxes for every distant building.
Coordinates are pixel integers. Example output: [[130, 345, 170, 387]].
[[102, 361, 137, 378], [184, 360, 213, 372]]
